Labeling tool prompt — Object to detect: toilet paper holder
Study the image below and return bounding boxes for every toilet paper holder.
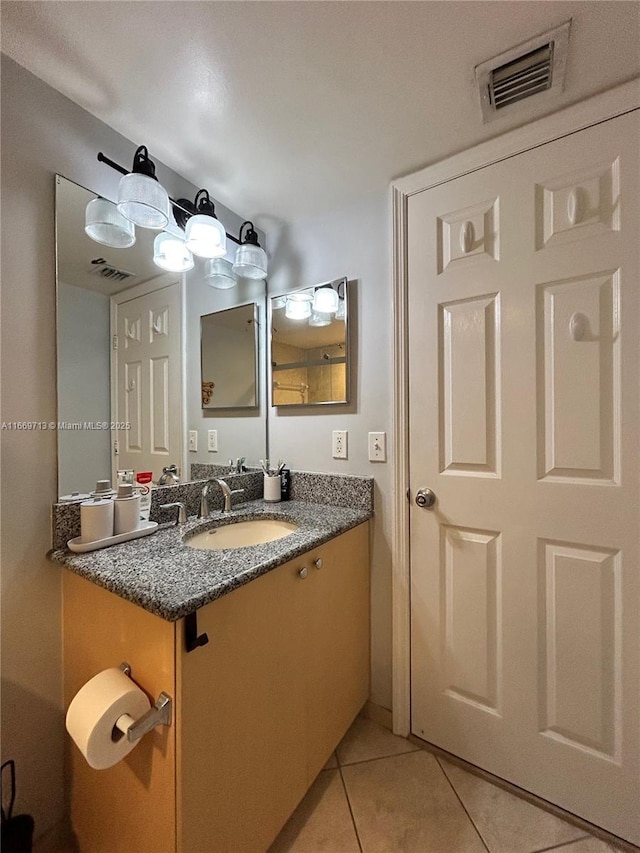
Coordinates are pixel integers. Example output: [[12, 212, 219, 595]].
[[119, 663, 172, 742]]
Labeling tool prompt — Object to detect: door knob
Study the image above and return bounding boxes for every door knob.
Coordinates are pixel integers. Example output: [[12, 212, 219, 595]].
[[415, 488, 437, 509]]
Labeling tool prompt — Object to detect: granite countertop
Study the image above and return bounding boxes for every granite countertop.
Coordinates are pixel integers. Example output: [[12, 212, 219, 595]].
[[50, 500, 372, 621]]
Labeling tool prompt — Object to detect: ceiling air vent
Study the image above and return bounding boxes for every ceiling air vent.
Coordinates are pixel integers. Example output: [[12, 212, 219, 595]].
[[88, 259, 136, 283], [475, 21, 571, 123]]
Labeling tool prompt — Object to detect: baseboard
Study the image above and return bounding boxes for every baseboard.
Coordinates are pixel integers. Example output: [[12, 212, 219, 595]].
[[361, 699, 393, 731], [409, 735, 639, 853]]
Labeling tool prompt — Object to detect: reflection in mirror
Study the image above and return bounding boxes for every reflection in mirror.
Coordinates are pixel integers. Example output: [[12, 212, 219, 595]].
[[270, 278, 349, 407], [201, 304, 258, 409], [55, 174, 267, 498]]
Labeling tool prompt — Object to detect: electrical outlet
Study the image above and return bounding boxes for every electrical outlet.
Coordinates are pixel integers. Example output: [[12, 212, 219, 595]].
[[207, 429, 218, 452], [368, 431, 387, 462], [188, 430, 198, 452], [332, 430, 348, 459]]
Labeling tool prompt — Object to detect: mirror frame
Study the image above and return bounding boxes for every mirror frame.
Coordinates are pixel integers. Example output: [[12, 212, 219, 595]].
[[269, 277, 349, 408]]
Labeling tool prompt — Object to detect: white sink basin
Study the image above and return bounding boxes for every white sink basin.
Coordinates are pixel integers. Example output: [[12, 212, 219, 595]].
[[185, 519, 298, 551]]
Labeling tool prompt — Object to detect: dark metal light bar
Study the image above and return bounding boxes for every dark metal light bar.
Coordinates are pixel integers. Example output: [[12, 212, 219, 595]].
[[97, 151, 242, 245]]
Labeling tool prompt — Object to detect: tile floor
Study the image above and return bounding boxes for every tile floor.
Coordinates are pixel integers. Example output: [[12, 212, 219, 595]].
[[269, 717, 631, 853]]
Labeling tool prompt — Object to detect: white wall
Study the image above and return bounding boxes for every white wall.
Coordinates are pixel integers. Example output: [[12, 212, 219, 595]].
[[57, 282, 111, 496], [266, 192, 393, 709]]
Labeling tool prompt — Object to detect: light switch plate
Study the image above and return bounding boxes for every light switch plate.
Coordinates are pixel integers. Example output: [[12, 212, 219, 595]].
[[332, 430, 348, 459], [188, 430, 198, 452], [207, 430, 218, 452], [368, 431, 387, 462]]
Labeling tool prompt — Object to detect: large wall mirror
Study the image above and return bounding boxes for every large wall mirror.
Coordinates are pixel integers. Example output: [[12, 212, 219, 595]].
[[270, 277, 349, 407], [55, 175, 267, 498]]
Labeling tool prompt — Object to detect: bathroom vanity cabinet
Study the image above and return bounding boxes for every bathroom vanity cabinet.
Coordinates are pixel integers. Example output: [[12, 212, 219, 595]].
[[63, 522, 370, 853]]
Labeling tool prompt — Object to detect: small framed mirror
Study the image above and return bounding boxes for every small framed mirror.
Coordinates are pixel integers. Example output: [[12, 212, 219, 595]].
[[270, 277, 348, 407], [201, 303, 259, 409]]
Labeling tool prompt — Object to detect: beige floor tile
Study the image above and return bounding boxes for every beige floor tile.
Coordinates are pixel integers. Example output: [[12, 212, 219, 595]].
[[438, 759, 585, 853], [336, 717, 419, 766], [549, 840, 626, 853], [341, 750, 486, 852], [268, 769, 360, 853]]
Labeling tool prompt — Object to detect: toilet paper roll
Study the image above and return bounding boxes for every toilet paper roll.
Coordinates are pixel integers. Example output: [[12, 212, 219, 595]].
[[80, 498, 114, 543], [114, 495, 141, 535], [65, 667, 151, 770]]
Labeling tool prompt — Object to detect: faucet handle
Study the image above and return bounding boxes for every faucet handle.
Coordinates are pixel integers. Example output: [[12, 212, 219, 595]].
[[160, 502, 187, 525]]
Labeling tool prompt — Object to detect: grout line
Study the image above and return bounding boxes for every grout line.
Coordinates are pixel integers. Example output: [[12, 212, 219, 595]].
[[337, 747, 421, 769], [338, 765, 364, 853], [435, 756, 491, 853], [528, 837, 592, 853]]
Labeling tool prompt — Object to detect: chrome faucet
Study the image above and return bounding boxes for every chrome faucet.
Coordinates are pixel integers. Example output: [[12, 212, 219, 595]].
[[215, 478, 245, 513], [227, 457, 246, 475], [198, 482, 213, 519]]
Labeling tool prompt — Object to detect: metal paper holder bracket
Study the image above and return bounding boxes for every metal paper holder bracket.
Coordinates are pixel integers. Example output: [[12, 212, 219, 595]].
[[119, 663, 172, 743]]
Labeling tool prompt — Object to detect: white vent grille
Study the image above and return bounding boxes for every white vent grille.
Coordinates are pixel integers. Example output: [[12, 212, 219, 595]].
[[476, 21, 571, 123], [88, 259, 136, 283]]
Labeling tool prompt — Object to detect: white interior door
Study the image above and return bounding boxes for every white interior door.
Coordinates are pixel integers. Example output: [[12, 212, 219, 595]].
[[408, 110, 639, 843], [112, 280, 183, 482]]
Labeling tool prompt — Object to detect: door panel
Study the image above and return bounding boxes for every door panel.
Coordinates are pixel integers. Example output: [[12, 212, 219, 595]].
[[409, 110, 639, 843], [114, 281, 182, 480]]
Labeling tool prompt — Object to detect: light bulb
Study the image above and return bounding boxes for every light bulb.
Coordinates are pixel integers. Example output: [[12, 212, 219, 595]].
[[185, 215, 226, 258]]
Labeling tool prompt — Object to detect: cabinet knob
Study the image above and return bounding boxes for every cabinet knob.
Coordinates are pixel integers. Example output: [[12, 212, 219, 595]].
[[298, 567, 308, 579], [313, 558, 323, 570]]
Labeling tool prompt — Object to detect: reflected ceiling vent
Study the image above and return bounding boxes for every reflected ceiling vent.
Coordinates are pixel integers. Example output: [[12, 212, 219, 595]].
[[475, 20, 571, 123], [88, 258, 136, 283]]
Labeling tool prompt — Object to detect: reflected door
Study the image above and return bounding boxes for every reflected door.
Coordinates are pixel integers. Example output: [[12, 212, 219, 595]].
[[112, 281, 183, 482], [408, 111, 639, 842]]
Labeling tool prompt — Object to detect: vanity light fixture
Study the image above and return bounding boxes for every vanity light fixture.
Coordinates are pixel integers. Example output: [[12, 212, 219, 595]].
[[335, 297, 346, 321], [95, 146, 267, 278], [285, 292, 313, 320], [312, 284, 339, 315], [308, 310, 332, 327], [271, 296, 287, 310], [205, 257, 236, 289], [232, 222, 268, 281], [117, 146, 170, 230], [153, 211, 194, 273], [181, 190, 227, 259], [84, 197, 136, 248]]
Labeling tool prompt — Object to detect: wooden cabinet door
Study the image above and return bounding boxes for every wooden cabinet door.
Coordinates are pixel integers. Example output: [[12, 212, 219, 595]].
[[305, 523, 370, 783], [177, 558, 309, 853], [63, 572, 177, 853]]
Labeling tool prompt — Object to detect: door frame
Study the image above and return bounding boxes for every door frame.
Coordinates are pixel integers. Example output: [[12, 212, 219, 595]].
[[390, 79, 640, 737], [110, 275, 186, 486]]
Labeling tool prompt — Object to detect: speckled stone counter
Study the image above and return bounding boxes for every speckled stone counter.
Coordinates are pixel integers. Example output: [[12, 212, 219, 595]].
[[51, 500, 372, 621]]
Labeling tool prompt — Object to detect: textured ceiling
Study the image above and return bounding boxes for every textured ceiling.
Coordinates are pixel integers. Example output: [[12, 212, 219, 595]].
[[2, 1, 639, 227]]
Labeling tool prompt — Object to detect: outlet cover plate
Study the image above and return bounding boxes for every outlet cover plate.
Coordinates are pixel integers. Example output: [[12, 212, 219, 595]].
[[207, 429, 218, 452], [332, 430, 348, 459]]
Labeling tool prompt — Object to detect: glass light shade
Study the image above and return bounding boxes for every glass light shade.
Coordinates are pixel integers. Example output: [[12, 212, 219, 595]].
[[335, 298, 346, 321], [232, 244, 268, 280], [271, 296, 287, 310], [153, 231, 194, 272], [185, 214, 226, 258], [85, 198, 136, 248], [313, 287, 339, 314], [205, 258, 237, 289], [309, 310, 332, 327], [285, 293, 312, 320], [117, 172, 170, 230]]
